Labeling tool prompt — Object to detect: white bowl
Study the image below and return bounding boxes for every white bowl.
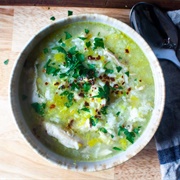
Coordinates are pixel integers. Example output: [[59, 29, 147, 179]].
[[9, 14, 165, 172]]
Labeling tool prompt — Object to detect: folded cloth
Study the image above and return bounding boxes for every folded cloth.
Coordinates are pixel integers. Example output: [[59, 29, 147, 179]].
[[154, 10, 180, 180]]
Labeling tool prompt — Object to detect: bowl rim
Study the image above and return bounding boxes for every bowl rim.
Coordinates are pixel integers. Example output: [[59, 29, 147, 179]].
[[9, 13, 165, 172]]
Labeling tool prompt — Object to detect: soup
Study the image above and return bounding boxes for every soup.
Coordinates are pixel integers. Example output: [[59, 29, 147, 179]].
[[22, 22, 154, 161]]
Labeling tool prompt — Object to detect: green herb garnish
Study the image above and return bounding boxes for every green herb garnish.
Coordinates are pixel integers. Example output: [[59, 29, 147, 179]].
[[43, 59, 60, 76], [99, 127, 108, 133], [85, 29, 89, 34], [125, 71, 130, 77], [83, 82, 91, 92], [68, 46, 77, 55], [61, 91, 74, 108], [43, 48, 48, 54], [52, 46, 66, 54], [4, 59, 9, 65], [78, 37, 87, 40], [113, 147, 121, 151], [65, 31, 72, 39], [111, 134, 114, 138], [133, 126, 141, 135], [105, 68, 114, 74], [70, 82, 80, 90], [118, 126, 135, 144], [86, 41, 91, 48], [81, 107, 90, 112], [90, 116, 98, 126], [50, 16, 55, 21], [100, 106, 108, 115], [31, 103, 46, 116], [93, 37, 104, 49], [116, 111, 120, 117], [116, 66, 122, 73], [93, 83, 110, 101], [68, 10, 73, 16]]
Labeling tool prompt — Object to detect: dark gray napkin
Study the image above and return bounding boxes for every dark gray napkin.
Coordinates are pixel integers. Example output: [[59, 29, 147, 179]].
[[154, 10, 180, 180]]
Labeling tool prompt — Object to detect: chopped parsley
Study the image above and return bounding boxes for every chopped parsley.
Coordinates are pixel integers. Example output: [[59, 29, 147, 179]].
[[52, 46, 66, 54], [125, 71, 130, 77], [105, 68, 114, 74], [78, 37, 87, 40], [31, 103, 46, 116], [93, 83, 110, 101], [65, 31, 72, 39], [118, 126, 135, 144], [111, 134, 114, 138], [43, 59, 60, 76], [93, 37, 104, 49], [133, 126, 141, 135], [70, 82, 80, 90], [61, 91, 74, 108], [68, 10, 73, 16], [116, 66, 122, 72], [83, 82, 91, 92], [116, 111, 120, 116], [100, 106, 108, 115], [113, 147, 121, 151], [90, 116, 98, 126], [86, 41, 91, 48], [81, 107, 90, 112], [87, 63, 96, 70], [85, 29, 89, 34], [99, 127, 108, 133], [50, 16, 55, 21], [4, 59, 9, 65], [43, 48, 48, 54]]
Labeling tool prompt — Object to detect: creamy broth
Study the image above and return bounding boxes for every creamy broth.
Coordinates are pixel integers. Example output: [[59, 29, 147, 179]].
[[22, 22, 154, 161]]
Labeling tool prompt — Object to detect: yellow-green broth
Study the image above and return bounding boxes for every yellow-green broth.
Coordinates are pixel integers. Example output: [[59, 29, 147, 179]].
[[22, 22, 154, 161]]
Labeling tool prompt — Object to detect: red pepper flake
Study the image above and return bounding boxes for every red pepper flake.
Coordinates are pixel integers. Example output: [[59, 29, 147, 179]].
[[54, 82, 60, 86], [139, 79, 142, 82], [78, 92, 84, 97], [114, 84, 119, 89], [95, 115, 101, 119], [88, 55, 95, 60], [96, 55, 101, 60], [128, 87, 132, 92], [50, 104, 56, 109], [60, 85, 65, 89], [115, 91, 119, 94], [42, 69, 46, 73], [88, 55, 101, 60], [110, 77, 115, 81], [84, 101, 89, 106], [122, 82, 125, 85], [125, 48, 129, 53], [67, 119, 74, 129], [45, 82, 49, 85]]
